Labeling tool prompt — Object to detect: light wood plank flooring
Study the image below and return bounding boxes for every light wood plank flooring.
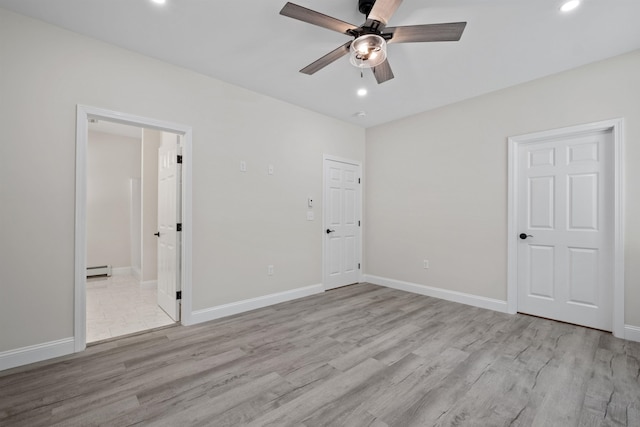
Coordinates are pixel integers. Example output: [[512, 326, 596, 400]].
[[1, 283, 639, 426]]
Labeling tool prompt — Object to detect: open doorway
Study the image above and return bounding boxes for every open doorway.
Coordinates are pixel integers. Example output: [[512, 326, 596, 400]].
[[85, 121, 179, 342], [75, 105, 193, 352]]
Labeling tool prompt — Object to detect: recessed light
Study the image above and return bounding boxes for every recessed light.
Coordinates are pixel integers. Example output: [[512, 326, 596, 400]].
[[560, 0, 580, 12], [354, 111, 367, 118], [357, 88, 368, 97], [151, 0, 166, 5]]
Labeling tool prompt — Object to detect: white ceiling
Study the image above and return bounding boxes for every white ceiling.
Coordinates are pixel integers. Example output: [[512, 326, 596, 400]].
[[2, 0, 640, 128]]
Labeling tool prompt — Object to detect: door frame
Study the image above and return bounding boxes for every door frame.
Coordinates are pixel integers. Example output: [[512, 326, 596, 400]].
[[75, 105, 193, 352], [322, 154, 363, 290], [507, 118, 624, 338]]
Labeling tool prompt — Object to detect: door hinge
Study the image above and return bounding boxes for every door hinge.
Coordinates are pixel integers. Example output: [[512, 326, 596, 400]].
[[358, 178, 361, 184], [176, 291, 182, 300], [177, 155, 183, 164], [177, 223, 182, 232], [358, 220, 361, 227], [358, 263, 361, 270]]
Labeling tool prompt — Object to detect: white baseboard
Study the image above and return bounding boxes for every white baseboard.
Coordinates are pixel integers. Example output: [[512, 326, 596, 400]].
[[190, 284, 324, 325], [625, 325, 640, 343], [139, 280, 157, 289], [131, 266, 142, 281], [0, 337, 75, 372], [112, 266, 132, 276], [363, 274, 509, 314]]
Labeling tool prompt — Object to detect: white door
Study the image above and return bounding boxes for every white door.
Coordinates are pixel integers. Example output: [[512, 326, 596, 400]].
[[517, 129, 613, 331], [324, 158, 361, 290], [157, 134, 182, 321]]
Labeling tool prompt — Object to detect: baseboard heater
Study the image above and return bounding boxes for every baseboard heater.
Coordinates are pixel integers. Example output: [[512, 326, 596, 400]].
[[87, 265, 112, 278]]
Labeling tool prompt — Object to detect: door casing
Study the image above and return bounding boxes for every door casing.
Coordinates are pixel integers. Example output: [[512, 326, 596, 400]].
[[322, 155, 363, 290], [75, 105, 193, 352], [507, 118, 624, 338]]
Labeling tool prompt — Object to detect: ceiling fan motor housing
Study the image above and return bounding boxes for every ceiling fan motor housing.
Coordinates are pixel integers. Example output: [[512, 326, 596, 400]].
[[279, 0, 467, 84], [358, 0, 376, 16]]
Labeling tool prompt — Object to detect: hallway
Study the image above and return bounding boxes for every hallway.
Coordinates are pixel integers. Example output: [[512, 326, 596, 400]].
[[86, 275, 174, 342]]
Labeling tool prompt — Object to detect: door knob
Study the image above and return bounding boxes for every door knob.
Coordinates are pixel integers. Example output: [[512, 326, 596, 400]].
[[154, 232, 160, 237], [326, 229, 335, 234], [519, 233, 533, 240]]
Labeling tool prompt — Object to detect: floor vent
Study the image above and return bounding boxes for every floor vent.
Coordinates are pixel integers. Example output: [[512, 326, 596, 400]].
[[87, 265, 112, 278]]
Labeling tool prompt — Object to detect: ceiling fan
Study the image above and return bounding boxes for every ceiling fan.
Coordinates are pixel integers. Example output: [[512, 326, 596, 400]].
[[280, 0, 467, 84]]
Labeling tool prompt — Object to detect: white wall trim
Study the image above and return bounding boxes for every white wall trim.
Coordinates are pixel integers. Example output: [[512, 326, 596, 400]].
[[0, 338, 75, 372], [322, 154, 364, 289], [365, 274, 640, 343], [507, 118, 625, 337], [364, 275, 509, 313], [612, 120, 626, 339], [624, 325, 640, 343], [75, 107, 88, 352], [190, 284, 324, 325], [76, 105, 194, 348], [131, 266, 142, 281]]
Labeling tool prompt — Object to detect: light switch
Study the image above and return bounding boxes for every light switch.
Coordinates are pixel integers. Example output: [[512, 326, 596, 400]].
[[307, 211, 314, 221], [268, 164, 274, 175], [240, 161, 247, 172], [308, 197, 313, 208]]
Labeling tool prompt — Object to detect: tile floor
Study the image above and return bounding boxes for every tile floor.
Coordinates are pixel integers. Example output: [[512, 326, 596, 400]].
[[86, 275, 175, 342]]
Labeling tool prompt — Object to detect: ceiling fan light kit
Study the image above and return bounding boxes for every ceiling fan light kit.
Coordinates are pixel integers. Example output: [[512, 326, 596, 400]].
[[350, 34, 387, 68], [279, 0, 466, 84]]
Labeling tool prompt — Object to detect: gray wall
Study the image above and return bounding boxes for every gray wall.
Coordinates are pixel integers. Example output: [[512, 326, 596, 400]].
[[86, 130, 141, 269], [1, 5, 638, 360], [0, 9, 365, 352], [365, 49, 640, 327], [141, 129, 161, 283]]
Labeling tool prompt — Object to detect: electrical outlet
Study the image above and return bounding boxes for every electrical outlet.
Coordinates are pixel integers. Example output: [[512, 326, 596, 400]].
[[423, 259, 429, 269], [240, 161, 247, 172], [267, 265, 274, 276], [307, 211, 314, 221]]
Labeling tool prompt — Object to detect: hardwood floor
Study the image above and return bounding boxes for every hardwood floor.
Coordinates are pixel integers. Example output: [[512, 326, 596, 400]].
[[1, 283, 639, 426]]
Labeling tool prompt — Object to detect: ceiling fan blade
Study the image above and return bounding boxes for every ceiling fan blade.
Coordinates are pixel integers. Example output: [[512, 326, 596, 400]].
[[372, 59, 394, 84], [280, 2, 359, 34], [300, 41, 352, 75], [367, 0, 403, 26], [385, 22, 467, 43]]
